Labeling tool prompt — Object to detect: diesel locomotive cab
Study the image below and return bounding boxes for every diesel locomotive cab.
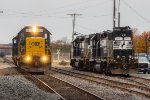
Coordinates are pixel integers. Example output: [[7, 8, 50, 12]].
[[108, 26, 138, 74], [113, 27, 133, 59]]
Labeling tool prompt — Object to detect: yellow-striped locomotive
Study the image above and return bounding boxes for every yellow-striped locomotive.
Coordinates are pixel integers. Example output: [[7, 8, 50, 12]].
[[12, 26, 52, 72]]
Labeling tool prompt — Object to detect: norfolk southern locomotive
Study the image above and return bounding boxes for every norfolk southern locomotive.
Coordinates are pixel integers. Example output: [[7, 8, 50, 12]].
[[70, 26, 138, 75], [12, 26, 52, 72]]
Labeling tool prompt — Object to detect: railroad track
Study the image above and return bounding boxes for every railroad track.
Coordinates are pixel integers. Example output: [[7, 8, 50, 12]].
[[35, 75, 103, 100], [51, 67, 150, 99], [2, 58, 65, 100], [23, 74, 65, 100], [3, 57, 103, 100], [53, 66, 150, 87], [128, 76, 150, 87]]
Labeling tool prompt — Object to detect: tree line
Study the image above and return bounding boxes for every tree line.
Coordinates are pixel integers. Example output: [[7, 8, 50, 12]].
[[51, 37, 71, 53], [51, 31, 150, 54], [133, 29, 150, 53]]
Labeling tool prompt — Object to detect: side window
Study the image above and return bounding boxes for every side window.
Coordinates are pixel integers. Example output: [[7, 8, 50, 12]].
[[45, 33, 47, 39], [92, 40, 95, 46], [14, 39, 16, 44], [73, 42, 76, 46]]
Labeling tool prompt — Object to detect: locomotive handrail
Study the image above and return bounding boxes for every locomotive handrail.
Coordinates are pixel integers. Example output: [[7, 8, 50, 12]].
[[96, 41, 100, 58]]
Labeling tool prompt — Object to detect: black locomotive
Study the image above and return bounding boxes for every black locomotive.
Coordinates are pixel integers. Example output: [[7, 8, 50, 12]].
[[70, 26, 138, 75]]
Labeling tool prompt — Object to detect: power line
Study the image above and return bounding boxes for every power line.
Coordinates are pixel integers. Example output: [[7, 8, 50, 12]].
[[79, 14, 112, 18], [0, 0, 96, 16], [76, 24, 98, 32], [122, 0, 150, 24], [0, 12, 112, 18], [49, 0, 111, 16], [0, 0, 111, 18], [26, 0, 93, 14], [1, 0, 110, 17]]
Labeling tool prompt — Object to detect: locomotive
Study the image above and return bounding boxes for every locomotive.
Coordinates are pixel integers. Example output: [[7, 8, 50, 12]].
[[12, 26, 52, 72], [70, 26, 138, 75]]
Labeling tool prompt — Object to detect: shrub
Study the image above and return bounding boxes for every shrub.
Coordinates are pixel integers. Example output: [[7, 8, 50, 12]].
[[59, 60, 68, 66]]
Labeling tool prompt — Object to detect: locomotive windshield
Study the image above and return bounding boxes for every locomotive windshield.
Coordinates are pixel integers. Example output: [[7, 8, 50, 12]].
[[25, 27, 45, 37], [113, 27, 132, 50], [25, 32, 45, 37], [113, 27, 132, 37]]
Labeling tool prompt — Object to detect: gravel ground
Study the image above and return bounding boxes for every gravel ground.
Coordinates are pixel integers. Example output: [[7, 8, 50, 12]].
[[132, 74, 150, 79], [0, 59, 60, 100], [0, 75, 60, 100], [53, 64, 150, 86], [2, 57, 150, 100], [53, 64, 148, 100], [49, 71, 148, 100]]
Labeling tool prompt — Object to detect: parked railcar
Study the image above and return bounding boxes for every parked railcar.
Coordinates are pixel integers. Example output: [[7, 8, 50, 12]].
[[12, 26, 52, 72], [70, 26, 138, 75]]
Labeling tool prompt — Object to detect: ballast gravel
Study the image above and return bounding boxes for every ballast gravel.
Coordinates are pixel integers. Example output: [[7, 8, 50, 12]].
[[133, 74, 150, 79], [50, 71, 148, 100], [0, 76, 60, 100]]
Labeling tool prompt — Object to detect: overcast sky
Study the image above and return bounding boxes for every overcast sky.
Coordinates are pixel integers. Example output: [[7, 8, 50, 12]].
[[0, 0, 150, 43]]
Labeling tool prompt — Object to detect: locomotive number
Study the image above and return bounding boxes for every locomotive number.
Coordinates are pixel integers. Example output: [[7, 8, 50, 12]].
[[31, 42, 40, 46]]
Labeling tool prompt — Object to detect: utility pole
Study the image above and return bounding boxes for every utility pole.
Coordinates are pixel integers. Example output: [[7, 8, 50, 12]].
[[146, 36, 148, 54], [118, 0, 121, 27], [67, 13, 81, 59], [0, 11, 3, 13], [113, 0, 116, 28], [67, 13, 82, 42]]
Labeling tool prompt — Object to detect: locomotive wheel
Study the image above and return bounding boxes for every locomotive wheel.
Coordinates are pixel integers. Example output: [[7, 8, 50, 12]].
[[14, 60, 17, 66], [13, 59, 18, 66], [44, 70, 49, 75], [105, 68, 112, 75], [72, 63, 79, 70], [99, 64, 104, 74], [49, 64, 51, 70], [16, 58, 22, 67], [16, 61, 20, 67]]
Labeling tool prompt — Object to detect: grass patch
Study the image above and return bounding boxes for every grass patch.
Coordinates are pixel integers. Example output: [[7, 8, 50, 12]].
[[59, 60, 68, 66]]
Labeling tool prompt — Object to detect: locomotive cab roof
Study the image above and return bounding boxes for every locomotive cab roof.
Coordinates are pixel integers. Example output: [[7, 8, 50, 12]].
[[113, 26, 132, 38], [14, 26, 51, 39], [113, 26, 131, 31]]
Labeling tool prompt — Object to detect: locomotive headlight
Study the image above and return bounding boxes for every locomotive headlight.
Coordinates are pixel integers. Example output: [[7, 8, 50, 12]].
[[32, 26, 37, 33], [25, 56, 32, 63], [42, 56, 47, 61], [41, 56, 48, 62], [26, 56, 31, 61]]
